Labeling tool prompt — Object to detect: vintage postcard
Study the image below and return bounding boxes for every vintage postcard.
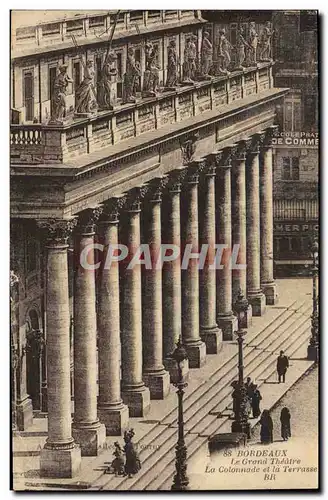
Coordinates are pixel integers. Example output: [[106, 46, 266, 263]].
[[10, 9, 319, 491]]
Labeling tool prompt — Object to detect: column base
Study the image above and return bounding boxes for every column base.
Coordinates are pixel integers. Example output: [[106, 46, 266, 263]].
[[184, 340, 206, 368], [40, 444, 81, 478], [231, 420, 251, 439], [307, 344, 319, 362], [261, 281, 278, 305], [16, 396, 34, 431], [200, 325, 222, 354], [247, 291, 266, 316], [97, 401, 129, 436], [143, 369, 170, 400], [217, 314, 238, 341], [164, 357, 189, 384], [72, 421, 106, 456], [122, 384, 151, 417]]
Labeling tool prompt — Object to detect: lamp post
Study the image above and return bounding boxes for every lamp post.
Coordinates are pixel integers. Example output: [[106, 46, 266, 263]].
[[171, 337, 189, 491], [307, 240, 319, 362], [231, 289, 251, 438]]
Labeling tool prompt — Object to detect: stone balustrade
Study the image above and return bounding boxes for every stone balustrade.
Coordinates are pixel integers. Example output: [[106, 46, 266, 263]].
[[10, 62, 273, 165]]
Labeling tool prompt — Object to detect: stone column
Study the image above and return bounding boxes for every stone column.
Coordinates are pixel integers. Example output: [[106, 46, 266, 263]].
[[260, 126, 278, 305], [72, 208, 106, 456], [121, 187, 150, 417], [38, 219, 81, 478], [181, 160, 207, 368], [216, 150, 238, 340], [97, 198, 129, 435], [199, 156, 222, 353], [142, 178, 170, 399], [162, 168, 189, 382], [246, 135, 266, 316], [231, 142, 252, 328]]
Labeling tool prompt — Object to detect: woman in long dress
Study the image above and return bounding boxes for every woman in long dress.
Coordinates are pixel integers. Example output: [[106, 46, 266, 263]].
[[75, 60, 97, 114], [251, 385, 262, 419], [109, 442, 125, 476], [123, 429, 141, 478], [260, 409, 273, 444], [280, 407, 291, 441]]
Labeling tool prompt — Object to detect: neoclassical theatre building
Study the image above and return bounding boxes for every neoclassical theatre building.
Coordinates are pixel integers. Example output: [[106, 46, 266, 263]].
[[10, 10, 288, 477]]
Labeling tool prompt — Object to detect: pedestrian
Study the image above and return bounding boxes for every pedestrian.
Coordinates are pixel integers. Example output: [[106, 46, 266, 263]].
[[260, 409, 273, 444], [245, 377, 254, 416], [251, 385, 262, 418], [108, 441, 125, 476], [123, 429, 141, 478], [280, 407, 291, 441], [276, 350, 289, 383]]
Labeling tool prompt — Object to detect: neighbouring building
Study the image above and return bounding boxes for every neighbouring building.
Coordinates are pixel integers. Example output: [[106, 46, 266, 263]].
[[271, 10, 319, 276], [11, 9, 288, 478]]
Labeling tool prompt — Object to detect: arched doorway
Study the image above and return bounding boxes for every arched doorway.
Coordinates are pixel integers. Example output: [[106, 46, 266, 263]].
[[26, 309, 45, 412]]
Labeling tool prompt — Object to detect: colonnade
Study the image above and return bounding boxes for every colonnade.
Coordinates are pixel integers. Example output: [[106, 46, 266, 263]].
[[37, 126, 277, 477]]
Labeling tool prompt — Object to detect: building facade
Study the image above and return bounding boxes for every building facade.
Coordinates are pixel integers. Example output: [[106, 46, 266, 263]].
[[11, 10, 287, 478], [271, 10, 318, 275]]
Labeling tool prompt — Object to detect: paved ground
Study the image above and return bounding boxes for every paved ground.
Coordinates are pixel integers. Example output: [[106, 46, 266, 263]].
[[188, 365, 319, 490]]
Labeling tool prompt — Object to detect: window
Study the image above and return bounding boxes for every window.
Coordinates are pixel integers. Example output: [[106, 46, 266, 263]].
[[73, 61, 81, 90], [48, 66, 57, 112], [282, 157, 300, 180], [303, 94, 317, 131], [291, 237, 302, 253], [116, 53, 123, 99], [95, 56, 102, 84], [284, 97, 302, 132]]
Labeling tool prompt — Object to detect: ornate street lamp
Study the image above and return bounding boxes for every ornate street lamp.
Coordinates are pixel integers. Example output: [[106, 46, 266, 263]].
[[231, 289, 251, 439], [308, 240, 319, 362], [171, 337, 189, 491]]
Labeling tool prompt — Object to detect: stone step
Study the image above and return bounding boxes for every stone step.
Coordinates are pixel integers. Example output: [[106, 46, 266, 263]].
[[108, 304, 312, 491], [152, 325, 313, 491]]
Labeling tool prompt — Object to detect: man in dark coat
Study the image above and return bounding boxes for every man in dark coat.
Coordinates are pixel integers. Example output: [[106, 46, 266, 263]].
[[276, 350, 289, 383]]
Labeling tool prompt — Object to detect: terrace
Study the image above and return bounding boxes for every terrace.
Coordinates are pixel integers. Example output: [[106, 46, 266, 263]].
[[10, 62, 273, 166]]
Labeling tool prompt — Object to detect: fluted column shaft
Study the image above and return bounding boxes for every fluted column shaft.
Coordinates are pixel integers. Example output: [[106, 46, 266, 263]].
[[246, 141, 266, 316], [199, 161, 222, 353], [232, 154, 247, 300], [260, 140, 278, 304], [216, 156, 238, 340], [181, 161, 206, 368], [121, 188, 150, 416], [38, 219, 81, 478], [142, 180, 170, 399], [98, 199, 129, 435], [72, 209, 105, 456]]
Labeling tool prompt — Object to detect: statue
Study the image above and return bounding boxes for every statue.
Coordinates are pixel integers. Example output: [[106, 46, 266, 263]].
[[247, 22, 259, 66], [75, 60, 98, 115], [123, 47, 141, 104], [200, 31, 213, 78], [260, 21, 274, 61], [182, 35, 197, 83], [142, 42, 160, 97], [236, 26, 251, 69], [97, 51, 117, 110], [217, 28, 233, 74], [165, 39, 179, 89], [49, 65, 73, 124]]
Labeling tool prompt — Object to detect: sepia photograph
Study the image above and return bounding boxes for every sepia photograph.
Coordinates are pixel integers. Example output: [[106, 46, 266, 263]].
[[10, 8, 319, 492]]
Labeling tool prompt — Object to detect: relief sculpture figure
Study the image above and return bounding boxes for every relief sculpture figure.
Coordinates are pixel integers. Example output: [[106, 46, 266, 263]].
[[75, 60, 98, 115], [50, 64, 73, 123], [200, 31, 213, 78]]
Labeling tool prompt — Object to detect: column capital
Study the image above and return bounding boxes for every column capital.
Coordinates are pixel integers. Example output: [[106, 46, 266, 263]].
[[233, 138, 253, 162], [167, 167, 188, 193], [124, 186, 149, 212], [203, 156, 217, 176], [145, 176, 169, 203], [101, 196, 127, 224], [37, 218, 78, 247], [262, 125, 279, 148], [77, 207, 104, 235], [185, 159, 206, 184], [217, 145, 238, 170], [207, 151, 223, 167]]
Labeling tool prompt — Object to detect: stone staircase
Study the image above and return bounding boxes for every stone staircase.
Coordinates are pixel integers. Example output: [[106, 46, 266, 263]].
[[91, 297, 312, 491]]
